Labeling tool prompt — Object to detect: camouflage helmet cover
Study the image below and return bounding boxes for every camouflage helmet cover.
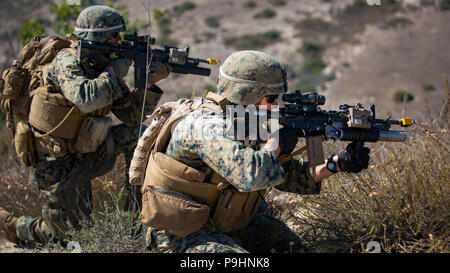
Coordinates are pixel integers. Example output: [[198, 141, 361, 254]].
[[73, 5, 126, 42], [217, 50, 287, 105]]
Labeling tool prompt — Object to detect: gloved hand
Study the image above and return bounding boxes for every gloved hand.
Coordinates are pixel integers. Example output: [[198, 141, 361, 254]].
[[337, 141, 370, 173], [272, 127, 301, 156], [146, 62, 172, 87], [109, 58, 132, 78]]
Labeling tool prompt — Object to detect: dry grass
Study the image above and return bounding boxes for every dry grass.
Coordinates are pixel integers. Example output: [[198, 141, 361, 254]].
[[1, 92, 449, 252], [0, 125, 129, 217], [274, 119, 449, 253]]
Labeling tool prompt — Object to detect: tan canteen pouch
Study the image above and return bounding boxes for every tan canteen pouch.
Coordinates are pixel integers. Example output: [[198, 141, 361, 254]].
[[140, 152, 213, 238], [141, 185, 210, 238], [211, 188, 263, 234], [14, 122, 35, 167], [74, 116, 112, 154]]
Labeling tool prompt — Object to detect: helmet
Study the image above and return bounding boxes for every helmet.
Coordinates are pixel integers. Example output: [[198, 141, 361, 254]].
[[217, 50, 287, 105], [73, 5, 126, 42]]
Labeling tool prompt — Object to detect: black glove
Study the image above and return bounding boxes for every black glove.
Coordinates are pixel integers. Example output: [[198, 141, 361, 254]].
[[338, 141, 370, 173], [273, 127, 301, 156]]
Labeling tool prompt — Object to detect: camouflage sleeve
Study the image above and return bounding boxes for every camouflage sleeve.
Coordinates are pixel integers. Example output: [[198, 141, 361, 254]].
[[276, 159, 321, 195], [47, 51, 124, 113], [168, 110, 286, 192], [110, 80, 163, 127]]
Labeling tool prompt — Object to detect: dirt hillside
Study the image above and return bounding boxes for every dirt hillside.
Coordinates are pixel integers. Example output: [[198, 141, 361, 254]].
[[0, 0, 448, 119]]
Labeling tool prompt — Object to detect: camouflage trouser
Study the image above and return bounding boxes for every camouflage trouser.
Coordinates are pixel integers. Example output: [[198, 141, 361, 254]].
[[146, 213, 304, 253], [15, 124, 142, 245]]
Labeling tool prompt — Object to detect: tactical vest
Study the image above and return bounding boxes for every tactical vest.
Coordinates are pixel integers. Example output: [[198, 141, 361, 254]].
[[0, 35, 113, 165], [137, 92, 264, 238], [28, 45, 113, 158]]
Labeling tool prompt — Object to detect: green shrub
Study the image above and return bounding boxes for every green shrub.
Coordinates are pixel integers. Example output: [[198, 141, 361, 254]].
[[300, 18, 332, 30], [344, 0, 368, 13], [224, 30, 281, 49], [127, 19, 148, 34], [243, 1, 257, 9], [48, 0, 86, 36], [203, 83, 216, 92], [203, 32, 216, 40], [393, 90, 414, 102], [205, 16, 220, 28], [19, 21, 45, 46], [153, 7, 167, 21], [303, 58, 326, 74], [268, 0, 287, 6], [440, 0, 450, 10], [301, 40, 324, 57], [158, 17, 172, 36], [423, 84, 436, 92], [254, 8, 277, 19], [153, 9, 173, 44], [173, 1, 196, 15], [293, 79, 316, 93]]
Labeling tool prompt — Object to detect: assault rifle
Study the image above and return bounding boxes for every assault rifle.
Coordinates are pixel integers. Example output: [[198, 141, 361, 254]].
[[78, 33, 217, 89], [272, 90, 413, 165]]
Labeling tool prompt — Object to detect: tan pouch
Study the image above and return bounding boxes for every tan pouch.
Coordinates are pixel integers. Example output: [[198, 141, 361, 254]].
[[74, 116, 112, 154], [147, 152, 220, 207], [34, 135, 68, 158], [0, 66, 28, 100], [140, 185, 210, 238], [14, 122, 35, 167], [211, 188, 263, 234], [29, 91, 83, 139]]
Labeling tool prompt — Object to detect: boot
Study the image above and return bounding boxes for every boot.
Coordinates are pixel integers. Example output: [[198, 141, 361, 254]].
[[0, 207, 22, 245]]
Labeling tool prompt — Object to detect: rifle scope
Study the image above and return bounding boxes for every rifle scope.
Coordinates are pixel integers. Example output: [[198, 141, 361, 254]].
[[282, 90, 326, 106]]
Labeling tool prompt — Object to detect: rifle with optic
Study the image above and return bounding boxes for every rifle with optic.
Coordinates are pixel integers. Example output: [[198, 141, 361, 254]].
[[276, 90, 413, 165], [78, 32, 217, 89]]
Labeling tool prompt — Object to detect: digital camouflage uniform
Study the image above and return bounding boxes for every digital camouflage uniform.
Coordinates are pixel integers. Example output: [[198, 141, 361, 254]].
[[145, 51, 321, 253], [14, 6, 164, 245]]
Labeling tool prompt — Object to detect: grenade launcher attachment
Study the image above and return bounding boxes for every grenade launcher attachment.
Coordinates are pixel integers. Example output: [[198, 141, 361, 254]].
[[278, 90, 413, 166]]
